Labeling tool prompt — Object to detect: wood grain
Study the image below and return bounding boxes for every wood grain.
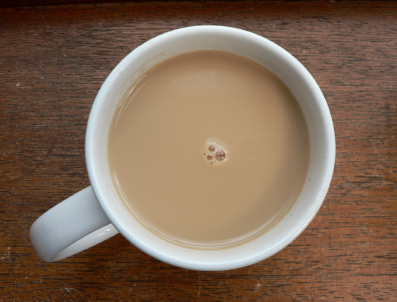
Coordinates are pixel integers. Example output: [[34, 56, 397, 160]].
[[1, 1, 397, 300]]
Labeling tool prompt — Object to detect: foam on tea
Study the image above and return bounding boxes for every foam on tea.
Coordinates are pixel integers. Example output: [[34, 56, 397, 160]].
[[108, 51, 310, 249]]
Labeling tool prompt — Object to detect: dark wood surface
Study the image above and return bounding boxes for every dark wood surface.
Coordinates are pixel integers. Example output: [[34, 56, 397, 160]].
[[1, 1, 397, 300]]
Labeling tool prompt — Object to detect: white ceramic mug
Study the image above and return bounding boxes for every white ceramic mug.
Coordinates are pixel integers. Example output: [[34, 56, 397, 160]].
[[30, 25, 335, 271]]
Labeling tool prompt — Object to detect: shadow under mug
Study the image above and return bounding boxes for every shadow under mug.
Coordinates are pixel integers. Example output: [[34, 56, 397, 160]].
[[30, 25, 335, 271]]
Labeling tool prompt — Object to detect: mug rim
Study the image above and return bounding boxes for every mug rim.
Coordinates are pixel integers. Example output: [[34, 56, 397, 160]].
[[86, 25, 335, 271]]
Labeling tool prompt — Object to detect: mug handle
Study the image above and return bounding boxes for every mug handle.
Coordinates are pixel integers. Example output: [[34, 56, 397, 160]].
[[30, 186, 119, 262]]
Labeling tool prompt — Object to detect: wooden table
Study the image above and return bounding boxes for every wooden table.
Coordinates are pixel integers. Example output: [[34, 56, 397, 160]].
[[1, 1, 396, 300]]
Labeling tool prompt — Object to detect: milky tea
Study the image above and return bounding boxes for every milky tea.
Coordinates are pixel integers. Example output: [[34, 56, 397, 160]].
[[108, 51, 310, 249]]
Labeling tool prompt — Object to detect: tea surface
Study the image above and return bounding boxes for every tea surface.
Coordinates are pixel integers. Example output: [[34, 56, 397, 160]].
[[108, 51, 310, 248]]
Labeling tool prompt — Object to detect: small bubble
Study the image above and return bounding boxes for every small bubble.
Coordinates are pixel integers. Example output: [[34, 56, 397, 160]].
[[204, 153, 206, 155], [215, 150, 226, 161], [209, 145, 216, 152], [210, 162, 213, 165], [207, 154, 213, 160]]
